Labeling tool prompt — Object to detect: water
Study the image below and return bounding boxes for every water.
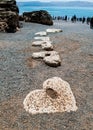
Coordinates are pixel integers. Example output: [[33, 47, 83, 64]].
[[17, 4, 93, 18]]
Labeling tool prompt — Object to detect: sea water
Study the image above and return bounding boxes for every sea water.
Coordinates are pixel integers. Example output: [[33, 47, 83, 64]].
[[17, 4, 93, 18]]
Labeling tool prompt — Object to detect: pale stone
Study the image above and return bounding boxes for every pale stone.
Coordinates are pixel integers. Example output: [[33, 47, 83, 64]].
[[35, 31, 47, 36], [32, 41, 53, 51], [32, 51, 47, 59], [23, 77, 78, 114], [34, 37, 50, 41], [32, 41, 45, 46], [44, 54, 61, 67], [49, 51, 58, 56], [46, 28, 62, 33], [32, 51, 58, 59], [43, 77, 78, 112], [41, 41, 53, 51]]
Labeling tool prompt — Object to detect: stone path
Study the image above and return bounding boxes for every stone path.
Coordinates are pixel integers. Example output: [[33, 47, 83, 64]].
[[32, 28, 62, 67]]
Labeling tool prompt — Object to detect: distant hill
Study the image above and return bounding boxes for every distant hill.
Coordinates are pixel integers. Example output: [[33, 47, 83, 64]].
[[17, 1, 93, 7]]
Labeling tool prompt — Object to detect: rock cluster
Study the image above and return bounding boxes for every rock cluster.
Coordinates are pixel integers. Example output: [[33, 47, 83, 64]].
[[23, 10, 53, 25], [0, 0, 19, 32], [23, 77, 78, 114], [23, 27, 78, 115], [32, 28, 62, 67]]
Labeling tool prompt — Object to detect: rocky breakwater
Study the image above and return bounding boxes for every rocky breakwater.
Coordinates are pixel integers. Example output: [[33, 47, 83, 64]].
[[0, 0, 19, 32], [23, 10, 53, 25]]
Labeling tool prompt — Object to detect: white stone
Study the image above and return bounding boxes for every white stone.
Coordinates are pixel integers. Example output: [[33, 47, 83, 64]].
[[49, 51, 58, 56], [41, 41, 53, 51], [32, 51, 47, 59], [32, 51, 58, 59], [23, 77, 78, 114], [46, 28, 62, 33], [32, 41, 53, 51], [35, 31, 47, 36], [34, 37, 50, 41], [32, 41, 46, 46], [44, 54, 61, 67]]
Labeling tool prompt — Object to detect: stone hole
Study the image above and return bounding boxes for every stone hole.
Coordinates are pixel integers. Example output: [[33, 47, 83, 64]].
[[45, 53, 50, 56], [46, 88, 58, 99]]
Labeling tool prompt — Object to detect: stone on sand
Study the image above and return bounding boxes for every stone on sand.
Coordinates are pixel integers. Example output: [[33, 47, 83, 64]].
[[32, 51, 47, 59], [32, 41, 45, 46], [35, 31, 47, 36], [32, 41, 53, 50], [41, 41, 53, 51], [23, 77, 78, 114], [32, 51, 58, 59], [46, 28, 62, 33], [34, 36, 50, 41], [44, 53, 61, 67]]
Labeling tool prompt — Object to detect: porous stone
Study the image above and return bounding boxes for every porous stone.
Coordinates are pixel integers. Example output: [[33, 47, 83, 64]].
[[35, 31, 47, 36], [44, 53, 61, 67], [41, 42, 53, 51], [32, 40, 53, 51], [41, 41, 53, 51], [32, 41, 45, 46], [32, 51, 47, 59], [34, 36, 50, 41], [32, 51, 58, 59], [0, 0, 19, 33], [23, 77, 78, 114], [46, 28, 62, 33]]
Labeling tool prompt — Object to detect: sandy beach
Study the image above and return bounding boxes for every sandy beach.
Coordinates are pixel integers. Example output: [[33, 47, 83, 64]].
[[0, 21, 93, 130]]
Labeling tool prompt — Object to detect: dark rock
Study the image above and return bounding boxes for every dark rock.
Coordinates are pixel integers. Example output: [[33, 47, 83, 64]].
[[0, 0, 19, 33], [19, 15, 24, 21], [23, 10, 53, 25], [86, 17, 91, 25], [0, 0, 16, 5], [90, 17, 93, 29], [0, 0, 19, 13], [5, 11, 19, 33]]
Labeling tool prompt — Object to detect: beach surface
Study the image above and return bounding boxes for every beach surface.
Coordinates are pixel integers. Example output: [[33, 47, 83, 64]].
[[0, 21, 93, 130]]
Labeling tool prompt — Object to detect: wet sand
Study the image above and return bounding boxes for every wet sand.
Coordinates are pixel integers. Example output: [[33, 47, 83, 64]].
[[0, 21, 93, 130]]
